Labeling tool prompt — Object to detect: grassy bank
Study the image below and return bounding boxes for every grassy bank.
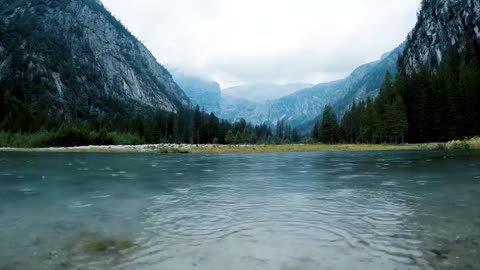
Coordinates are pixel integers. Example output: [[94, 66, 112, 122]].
[[419, 137, 480, 151], [0, 143, 422, 154], [1, 133, 479, 154], [185, 144, 421, 154]]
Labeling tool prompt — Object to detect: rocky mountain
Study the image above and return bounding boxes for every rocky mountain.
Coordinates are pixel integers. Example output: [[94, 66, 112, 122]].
[[171, 74, 264, 123], [264, 44, 404, 130], [223, 83, 312, 104], [0, 0, 189, 120], [179, 45, 403, 130], [219, 96, 264, 123], [166, 0, 480, 134], [172, 73, 222, 113], [401, 0, 480, 74]]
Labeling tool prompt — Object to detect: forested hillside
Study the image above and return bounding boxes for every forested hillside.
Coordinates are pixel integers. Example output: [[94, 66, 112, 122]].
[[0, 0, 189, 133], [0, 0, 299, 147], [313, 44, 480, 144], [312, 0, 480, 144], [2, 0, 479, 147]]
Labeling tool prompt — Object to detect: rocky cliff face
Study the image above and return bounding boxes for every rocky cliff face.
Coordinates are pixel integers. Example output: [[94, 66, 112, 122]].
[[401, 0, 480, 73], [0, 0, 189, 117]]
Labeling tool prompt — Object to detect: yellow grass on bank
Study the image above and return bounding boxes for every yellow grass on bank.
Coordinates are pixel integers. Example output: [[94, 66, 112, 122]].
[[0, 143, 422, 154], [2, 139, 480, 154], [185, 144, 421, 154], [419, 137, 480, 151]]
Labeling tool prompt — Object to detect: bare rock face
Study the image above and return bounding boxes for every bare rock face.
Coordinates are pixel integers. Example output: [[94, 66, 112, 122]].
[[401, 0, 480, 73], [0, 0, 190, 117]]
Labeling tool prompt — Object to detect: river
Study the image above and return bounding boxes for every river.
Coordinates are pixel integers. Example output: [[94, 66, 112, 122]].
[[0, 151, 479, 269]]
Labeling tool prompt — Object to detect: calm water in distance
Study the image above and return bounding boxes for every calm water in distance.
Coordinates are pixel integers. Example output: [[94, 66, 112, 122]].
[[1, 151, 480, 270]]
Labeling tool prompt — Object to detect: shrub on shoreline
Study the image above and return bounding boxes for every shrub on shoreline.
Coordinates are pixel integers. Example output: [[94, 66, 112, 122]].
[[0, 128, 144, 148], [420, 137, 480, 151]]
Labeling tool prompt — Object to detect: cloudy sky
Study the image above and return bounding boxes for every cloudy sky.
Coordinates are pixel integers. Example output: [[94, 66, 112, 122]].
[[101, 0, 422, 88]]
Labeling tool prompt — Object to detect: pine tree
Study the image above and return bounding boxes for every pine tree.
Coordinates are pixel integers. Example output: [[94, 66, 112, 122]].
[[364, 97, 378, 143], [193, 105, 202, 144], [207, 112, 220, 143], [458, 49, 480, 137], [225, 130, 235, 144], [312, 121, 320, 142], [0, 82, 5, 126], [392, 96, 408, 143], [319, 105, 339, 144]]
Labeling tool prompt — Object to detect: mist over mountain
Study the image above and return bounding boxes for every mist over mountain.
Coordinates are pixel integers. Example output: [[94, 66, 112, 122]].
[[171, 74, 264, 123], [178, 45, 403, 132], [266, 44, 404, 129], [172, 73, 222, 114], [223, 83, 313, 104]]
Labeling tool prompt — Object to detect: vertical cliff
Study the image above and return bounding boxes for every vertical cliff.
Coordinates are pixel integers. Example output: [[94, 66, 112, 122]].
[[401, 0, 480, 73], [0, 0, 190, 120]]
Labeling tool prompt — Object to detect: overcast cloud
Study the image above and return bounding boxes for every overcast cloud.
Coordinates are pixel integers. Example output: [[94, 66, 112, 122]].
[[101, 0, 422, 88]]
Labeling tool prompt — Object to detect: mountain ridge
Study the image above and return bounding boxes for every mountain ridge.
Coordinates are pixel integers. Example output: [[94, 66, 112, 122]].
[[223, 83, 313, 104], [177, 45, 403, 132], [401, 0, 480, 73], [0, 0, 189, 124]]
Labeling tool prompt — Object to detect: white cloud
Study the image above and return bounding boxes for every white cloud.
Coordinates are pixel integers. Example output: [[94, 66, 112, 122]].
[[102, 0, 421, 88]]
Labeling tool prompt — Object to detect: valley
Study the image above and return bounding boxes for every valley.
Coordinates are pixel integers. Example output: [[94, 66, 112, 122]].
[[1, 1, 480, 270]]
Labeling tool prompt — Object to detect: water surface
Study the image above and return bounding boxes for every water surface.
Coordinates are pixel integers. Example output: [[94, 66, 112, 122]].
[[1, 151, 479, 270]]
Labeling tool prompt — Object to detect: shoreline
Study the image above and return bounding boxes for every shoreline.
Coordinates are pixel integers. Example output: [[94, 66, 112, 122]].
[[0, 144, 424, 154]]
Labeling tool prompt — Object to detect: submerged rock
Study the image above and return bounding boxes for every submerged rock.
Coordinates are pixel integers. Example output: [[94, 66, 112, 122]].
[[428, 236, 480, 269], [430, 248, 449, 259], [76, 232, 135, 254]]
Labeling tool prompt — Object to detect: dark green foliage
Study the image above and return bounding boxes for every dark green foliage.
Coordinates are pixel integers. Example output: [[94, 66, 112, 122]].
[[0, 0, 287, 147], [398, 44, 480, 142], [317, 42, 480, 144], [389, 96, 409, 143], [0, 0, 186, 131], [312, 105, 340, 144], [0, 129, 142, 148], [340, 101, 365, 144], [274, 120, 300, 144], [41, 125, 92, 147], [0, 95, 281, 147]]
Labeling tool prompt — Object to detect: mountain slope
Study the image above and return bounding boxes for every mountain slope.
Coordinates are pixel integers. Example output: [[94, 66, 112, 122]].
[[0, 0, 189, 123], [223, 83, 312, 104], [179, 46, 404, 130], [265, 44, 404, 129], [171, 74, 264, 123], [401, 0, 480, 74], [219, 96, 263, 123], [172, 73, 221, 113]]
